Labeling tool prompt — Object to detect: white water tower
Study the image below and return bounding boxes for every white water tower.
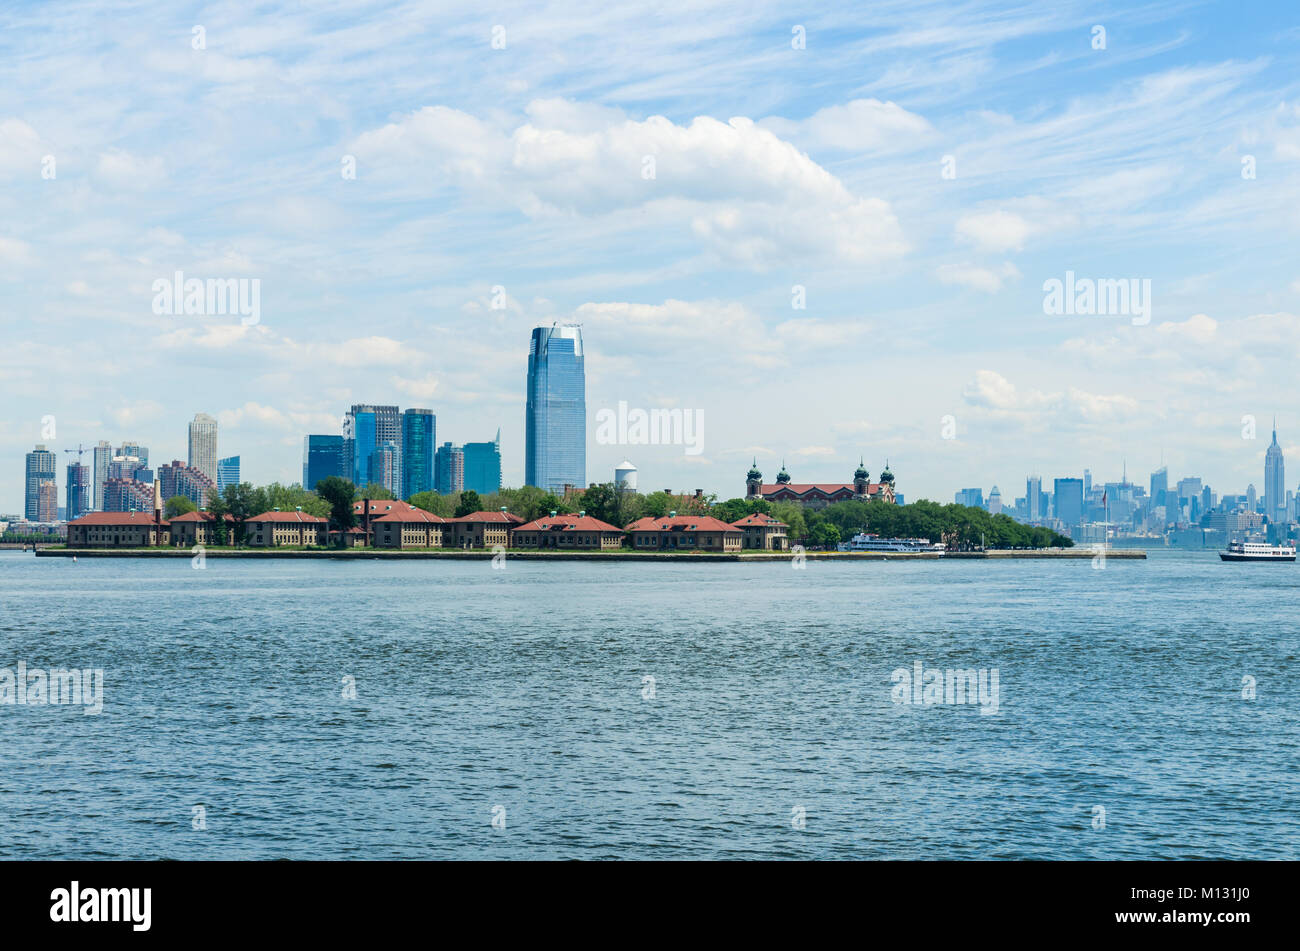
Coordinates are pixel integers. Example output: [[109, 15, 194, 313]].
[[615, 460, 638, 491]]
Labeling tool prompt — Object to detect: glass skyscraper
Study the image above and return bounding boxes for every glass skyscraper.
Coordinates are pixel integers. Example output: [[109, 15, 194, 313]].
[[344, 404, 400, 490], [217, 456, 240, 494], [1054, 478, 1084, 528], [435, 442, 464, 494], [462, 430, 502, 495], [401, 409, 436, 499], [525, 324, 585, 493], [66, 462, 91, 522], [303, 435, 346, 490]]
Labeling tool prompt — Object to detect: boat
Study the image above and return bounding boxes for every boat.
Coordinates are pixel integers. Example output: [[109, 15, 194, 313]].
[[838, 533, 945, 553], [1219, 540, 1296, 562]]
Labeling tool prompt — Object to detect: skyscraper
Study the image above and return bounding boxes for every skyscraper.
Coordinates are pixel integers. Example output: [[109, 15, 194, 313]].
[[368, 441, 401, 496], [117, 442, 149, 468], [401, 409, 436, 499], [1054, 478, 1084, 528], [92, 440, 112, 511], [987, 485, 1002, 515], [1265, 419, 1286, 525], [66, 463, 91, 521], [303, 435, 346, 490], [188, 413, 219, 482], [344, 404, 401, 489], [1149, 467, 1167, 508], [1025, 476, 1042, 524], [462, 430, 502, 495], [217, 456, 240, 494], [435, 442, 464, 494], [525, 324, 585, 493], [24, 445, 57, 520]]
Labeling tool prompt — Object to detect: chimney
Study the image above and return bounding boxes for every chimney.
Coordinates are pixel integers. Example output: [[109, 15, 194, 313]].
[[363, 497, 371, 535], [695, 489, 703, 498], [579, 510, 586, 517], [550, 510, 557, 517], [669, 510, 677, 518]]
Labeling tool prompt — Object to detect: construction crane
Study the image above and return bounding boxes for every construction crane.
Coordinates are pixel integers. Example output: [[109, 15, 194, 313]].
[[63, 444, 93, 462]]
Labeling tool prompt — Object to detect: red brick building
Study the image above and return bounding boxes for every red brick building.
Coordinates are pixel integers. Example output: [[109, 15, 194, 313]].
[[512, 513, 624, 549], [67, 511, 170, 547], [624, 515, 743, 551]]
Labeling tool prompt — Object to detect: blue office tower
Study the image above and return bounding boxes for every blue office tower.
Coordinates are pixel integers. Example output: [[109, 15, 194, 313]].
[[217, 456, 240, 494], [303, 435, 346, 490], [401, 409, 436, 499], [463, 430, 502, 495], [525, 324, 585, 493]]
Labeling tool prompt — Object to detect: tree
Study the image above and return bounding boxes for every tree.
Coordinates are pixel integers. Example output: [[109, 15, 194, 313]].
[[315, 476, 357, 540], [409, 491, 455, 517], [454, 490, 482, 517], [207, 491, 229, 546], [222, 482, 259, 545], [812, 522, 842, 549], [165, 495, 196, 519], [356, 482, 394, 501]]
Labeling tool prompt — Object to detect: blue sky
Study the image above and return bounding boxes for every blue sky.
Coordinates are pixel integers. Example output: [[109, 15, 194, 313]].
[[3, 0, 1300, 512]]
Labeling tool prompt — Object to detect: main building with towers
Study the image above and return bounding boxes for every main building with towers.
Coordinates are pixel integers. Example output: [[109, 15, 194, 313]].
[[745, 459, 896, 509]]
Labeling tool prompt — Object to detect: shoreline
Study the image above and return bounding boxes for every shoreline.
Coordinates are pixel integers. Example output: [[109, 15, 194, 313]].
[[31, 547, 1146, 561]]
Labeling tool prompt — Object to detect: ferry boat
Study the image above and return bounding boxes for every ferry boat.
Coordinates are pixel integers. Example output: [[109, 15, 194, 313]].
[[1219, 540, 1296, 562], [838, 533, 945, 553]]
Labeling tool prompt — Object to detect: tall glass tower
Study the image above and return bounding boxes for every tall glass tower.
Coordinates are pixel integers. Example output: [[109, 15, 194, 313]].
[[526, 324, 585, 493], [401, 409, 436, 499]]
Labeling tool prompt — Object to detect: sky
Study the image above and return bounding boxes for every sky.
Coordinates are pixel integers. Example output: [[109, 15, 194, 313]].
[[3, 0, 1300, 513]]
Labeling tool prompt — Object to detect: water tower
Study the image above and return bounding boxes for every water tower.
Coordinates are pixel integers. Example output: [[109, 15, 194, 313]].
[[615, 460, 638, 492]]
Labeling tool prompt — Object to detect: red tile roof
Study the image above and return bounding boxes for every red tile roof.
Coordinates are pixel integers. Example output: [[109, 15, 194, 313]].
[[372, 509, 447, 524], [447, 511, 524, 524], [731, 513, 789, 528], [625, 515, 741, 533], [68, 512, 169, 526], [515, 514, 623, 533], [168, 511, 236, 523], [246, 510, 328, 523], [353, 499, 424, 516]]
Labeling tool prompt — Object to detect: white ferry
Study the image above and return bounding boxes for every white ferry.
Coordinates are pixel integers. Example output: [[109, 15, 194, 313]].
[[1219, 540, 1296, 562], [838, 533, 945, 553]]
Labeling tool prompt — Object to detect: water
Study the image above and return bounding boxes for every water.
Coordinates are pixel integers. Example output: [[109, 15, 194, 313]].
[[0, 549, 1296, 859]]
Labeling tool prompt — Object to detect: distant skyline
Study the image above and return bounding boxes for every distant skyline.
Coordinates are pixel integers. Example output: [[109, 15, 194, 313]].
[[3, 1, 1300, 511]]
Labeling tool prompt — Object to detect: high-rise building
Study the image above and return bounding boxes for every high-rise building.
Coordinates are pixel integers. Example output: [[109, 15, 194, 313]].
[[401, 409, 436, 499], [987, 485, 1002, 515], [117, 442, 149, 468], [217, 456, 240, 494], [188, 413, 219, 482], [1083, 469, 1092, 496], [435, 442, 464, 494], [955, 488, 984, 508], [92, 440, 112, 510], [303, 435, 346, 490], [1025, 476, 1042, 524], [36, 479, 58, 522], [158, 460, 216, 508], [525, 324, 585, 493], [368, 440, 401, 496], [1054, 478, 1084, 528], [24, 445, 57, 521], [1149, 467, 1167, 508], [102, 478, 153, 512], [344, 404, 401, 489], [66, 463, 91, 522], [462, 430, 502, 495], [1247, 483, 1257, 513], [1265, 419, 1286, 525]]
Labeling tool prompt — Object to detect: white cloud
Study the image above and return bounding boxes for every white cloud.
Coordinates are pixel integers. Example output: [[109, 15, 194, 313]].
[[936, 261, 1020, 293], [759, 98, 935, 152]]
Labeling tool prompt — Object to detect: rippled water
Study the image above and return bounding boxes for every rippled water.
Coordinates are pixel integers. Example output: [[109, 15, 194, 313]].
[[0, 548, 1296, 859]]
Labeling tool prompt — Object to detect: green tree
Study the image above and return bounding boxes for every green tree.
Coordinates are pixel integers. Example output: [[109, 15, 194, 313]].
[[207, 491, 229, 546], [409, 491, 455, 517], [315, 476, 358, 539], [454, 490, 482, 517], [222, 482, 259, 545], [165, 495, 196, 520], [356, 482, 394, 501]]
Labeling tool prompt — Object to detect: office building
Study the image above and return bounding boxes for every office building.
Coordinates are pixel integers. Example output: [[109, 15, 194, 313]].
[[987, 485, 1002, 515], [401, 409, 436, 499], [1054, 478, 1084, 528], [368, 440, 401, 496], [344, 404, 401, 489], [1265, 420, 1286, 525], [525, 324, 585, 493], [188, 413, 219, 482], [24, 445, 57, 521], [1026, 476, 1042, 523], [303, 435, 346, 490], [435, 442, 464, 494], [66, 463, 91, 522], [118, 442, 149, 468], [955, 488, 984, 508], [462, 431, 502, 495], [217, 456, 240, 494]]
